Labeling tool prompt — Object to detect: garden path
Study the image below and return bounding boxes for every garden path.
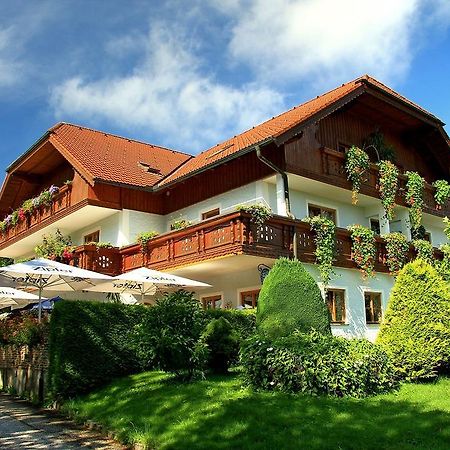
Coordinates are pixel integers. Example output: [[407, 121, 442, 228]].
[[0, 393, 124, 449]]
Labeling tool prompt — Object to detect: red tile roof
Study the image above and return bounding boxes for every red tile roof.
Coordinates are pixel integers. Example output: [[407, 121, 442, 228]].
[[158, 75, 444, 187], [49, 123, 192, 188]]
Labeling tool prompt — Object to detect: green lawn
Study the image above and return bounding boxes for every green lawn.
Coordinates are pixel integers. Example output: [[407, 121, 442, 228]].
[[63, 371, 450, 450]]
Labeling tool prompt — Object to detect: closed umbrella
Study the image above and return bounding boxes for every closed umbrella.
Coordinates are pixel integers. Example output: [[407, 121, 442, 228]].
[[0, 258, 113, 321]]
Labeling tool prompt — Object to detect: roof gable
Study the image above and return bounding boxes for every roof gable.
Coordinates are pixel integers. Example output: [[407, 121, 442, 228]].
[[158, 75, 448, 187]]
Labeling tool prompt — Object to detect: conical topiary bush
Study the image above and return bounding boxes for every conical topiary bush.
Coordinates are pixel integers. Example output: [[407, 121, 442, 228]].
[[257, 258, 331, 339]]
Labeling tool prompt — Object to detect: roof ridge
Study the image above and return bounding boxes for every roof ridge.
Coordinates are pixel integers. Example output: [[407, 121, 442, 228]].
[[356, 75, 441, 122], [52, 122, 193, 157], [194, 78, 360, 156]]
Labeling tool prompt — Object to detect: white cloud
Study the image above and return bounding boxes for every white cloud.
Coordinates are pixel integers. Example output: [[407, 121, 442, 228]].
[[227, 0, 421, 86], [0, 27, 24, 87], [50, 24, 284, 152]]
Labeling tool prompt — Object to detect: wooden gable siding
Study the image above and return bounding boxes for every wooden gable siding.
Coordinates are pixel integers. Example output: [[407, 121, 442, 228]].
[[317, 109, 443, 180], [160, 144, 283, 214], [285, 108, 446, 182]]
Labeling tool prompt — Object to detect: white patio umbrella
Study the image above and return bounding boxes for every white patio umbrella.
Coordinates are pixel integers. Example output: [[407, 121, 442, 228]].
[[0, 258, 113, 321], [0, 287, 46, 305], [87, 267, 211, 302]]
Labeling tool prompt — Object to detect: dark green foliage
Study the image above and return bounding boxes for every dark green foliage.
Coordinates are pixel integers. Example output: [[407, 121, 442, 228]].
[[200, 317, 239, 373], [241, 331, 398, 397], [48, 301, 146, 399], [133, 290, 206, 376], [202, 308, 256, 340], [257, 258, 331, 339], [377, 260, 450, 380]]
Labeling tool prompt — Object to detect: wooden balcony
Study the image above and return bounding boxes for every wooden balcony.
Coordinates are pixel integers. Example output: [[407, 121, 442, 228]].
[[320, 147, 450, 217], [74, 211, 441, 276], [0, 185, 73, 247]]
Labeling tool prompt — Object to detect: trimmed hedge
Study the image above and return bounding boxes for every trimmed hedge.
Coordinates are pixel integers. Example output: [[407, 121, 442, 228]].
[[48, 295, 257, 399], [377, 260, 450, 380], [257, 258, 331, 338], [241, 331, 398, 397], [48, 301, 147, 399], [203, 308, 256, 340]]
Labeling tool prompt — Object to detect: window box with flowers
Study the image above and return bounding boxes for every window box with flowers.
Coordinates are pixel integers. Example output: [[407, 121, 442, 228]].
[[0, 183, 71, 238]]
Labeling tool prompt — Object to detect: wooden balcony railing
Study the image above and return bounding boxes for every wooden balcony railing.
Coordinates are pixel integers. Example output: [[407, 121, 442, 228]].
[[74, 211, 442, 276], [0, 185, 73, 246], [72, 244, 122, 277], [321, 147, 450, 217]]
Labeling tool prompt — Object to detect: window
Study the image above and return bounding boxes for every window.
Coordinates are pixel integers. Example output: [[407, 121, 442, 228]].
[[370, 218, 380, 235], [202, 295, 222, 310], [326, 289, 346, 324], [424, 232, 431, 243], [240, 290, 260, 308], [365, 292, 382, 324], [337, 142, 351, 154], [84, 230, 100, 244], [201, 208, 220, 220], [308, 204, 337, 224]]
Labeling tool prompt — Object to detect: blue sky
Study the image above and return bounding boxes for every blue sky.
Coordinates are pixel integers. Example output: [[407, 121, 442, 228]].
[[0, 0, 449, 176]]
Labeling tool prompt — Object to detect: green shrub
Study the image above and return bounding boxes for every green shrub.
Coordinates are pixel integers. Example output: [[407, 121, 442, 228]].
[[133, 290, 206, 377], [377, 260, 450, 380], [0, 314, 48, 347], [203, 308, 256, 340], [200, 317, 239, 373], [257, 258, 331, 339], [241, 331, 398, 397], [48, 301, 147, 400]]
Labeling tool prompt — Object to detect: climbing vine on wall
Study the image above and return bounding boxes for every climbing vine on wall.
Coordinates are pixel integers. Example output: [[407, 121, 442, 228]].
[[345, 146, 370, 205], [237, 203, 273, 230], [377, 160, 398, 221], [412, 239, 433, 264], [405, 171, 425, 232], [432, 180, 450, 210], [304, 215, 336, 286], [137, 231, 159, 252], [347, 224, 376, 278], [383, 232, 409, 274]]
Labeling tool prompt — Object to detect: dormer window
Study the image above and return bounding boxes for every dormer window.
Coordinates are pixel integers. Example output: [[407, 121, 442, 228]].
[[138, 162, 162, 176]]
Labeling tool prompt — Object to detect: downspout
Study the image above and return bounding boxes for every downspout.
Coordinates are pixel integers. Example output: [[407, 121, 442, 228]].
[[255, 145, 298, 259]]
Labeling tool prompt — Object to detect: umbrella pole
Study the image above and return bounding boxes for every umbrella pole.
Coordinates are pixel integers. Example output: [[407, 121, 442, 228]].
[[38, 275, 43, 323]]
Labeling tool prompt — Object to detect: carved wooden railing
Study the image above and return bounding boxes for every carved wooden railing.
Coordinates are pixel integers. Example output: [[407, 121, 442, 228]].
[[0, 185, 73, 246], [72, 244, 122, 277], [71, 211, 442, 276], [321, 147, 450, 217]]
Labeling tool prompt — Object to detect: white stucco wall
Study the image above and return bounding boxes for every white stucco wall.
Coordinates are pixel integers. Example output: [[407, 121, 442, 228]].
[[303, 264, 394, 342], [70, 209, 166, 247], [187, 257, 394, 341], [71, 212, 122, 246], [165, 180, 276, 231]]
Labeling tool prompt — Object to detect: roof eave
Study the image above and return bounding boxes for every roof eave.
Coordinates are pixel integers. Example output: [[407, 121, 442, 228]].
[[154, 137, 275, 191]]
